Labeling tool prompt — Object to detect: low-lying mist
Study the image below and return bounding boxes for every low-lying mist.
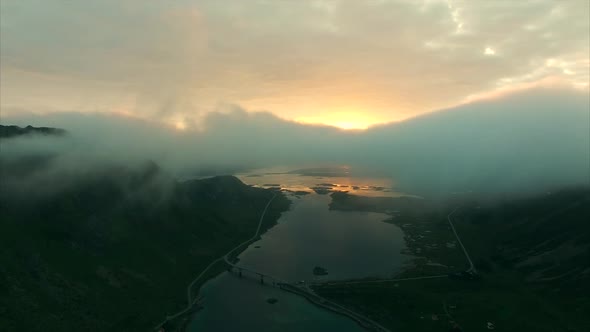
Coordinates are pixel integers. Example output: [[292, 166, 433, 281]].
[[1, 87, 588, 197]]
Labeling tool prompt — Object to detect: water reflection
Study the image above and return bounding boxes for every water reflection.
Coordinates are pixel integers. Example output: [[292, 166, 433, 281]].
[[237, 166, 402, 197], [237, 194, 409, 282]]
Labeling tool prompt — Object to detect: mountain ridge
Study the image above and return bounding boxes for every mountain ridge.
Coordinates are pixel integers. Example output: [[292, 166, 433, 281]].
[[0, 124, 66, 139]]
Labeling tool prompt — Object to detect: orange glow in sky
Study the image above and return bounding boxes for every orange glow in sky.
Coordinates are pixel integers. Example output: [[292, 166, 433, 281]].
[[296, 111, 380, 130], [0, 1, 587, 129]]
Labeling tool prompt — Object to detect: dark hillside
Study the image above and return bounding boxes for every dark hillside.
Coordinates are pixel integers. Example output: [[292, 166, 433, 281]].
[[464, 188, 590, 293], [0, 163, 289, 331]]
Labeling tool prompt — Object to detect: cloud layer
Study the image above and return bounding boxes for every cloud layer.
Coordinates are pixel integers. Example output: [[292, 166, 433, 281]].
[[2, 87, 588, 196], [1, 0, 588, 128]]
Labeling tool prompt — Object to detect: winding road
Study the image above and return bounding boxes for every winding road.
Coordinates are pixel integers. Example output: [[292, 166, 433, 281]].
[[223, 193, 279, 268], [154, 193, 277, 330]]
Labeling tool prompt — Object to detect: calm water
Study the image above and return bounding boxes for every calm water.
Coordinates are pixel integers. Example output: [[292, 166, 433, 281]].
[[237, 194, 408, 282], [188, 169, 410, 331], [187, 273, 363, 332]]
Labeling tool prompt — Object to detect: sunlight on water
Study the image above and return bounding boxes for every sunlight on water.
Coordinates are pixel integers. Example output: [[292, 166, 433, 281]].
[[237, 165, 406, 197]]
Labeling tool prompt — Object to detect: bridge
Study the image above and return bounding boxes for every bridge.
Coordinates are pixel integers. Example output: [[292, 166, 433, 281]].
[[222, 265, 390, 332], [221, 194, 391, 332], [224, 263, 289, 287]]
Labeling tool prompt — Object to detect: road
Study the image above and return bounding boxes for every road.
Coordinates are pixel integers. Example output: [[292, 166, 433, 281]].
[[154, 193, 277, 330], [447, 207, 477, 274], [295, 207, 477, 332], [223, 193, 278, 267], [281, 283, 391, 332], [318, 274, 449, 286]]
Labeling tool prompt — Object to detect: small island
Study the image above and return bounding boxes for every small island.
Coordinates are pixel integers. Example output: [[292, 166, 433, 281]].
[[313, 266, 329, 276], [311, 186, 332, 195]]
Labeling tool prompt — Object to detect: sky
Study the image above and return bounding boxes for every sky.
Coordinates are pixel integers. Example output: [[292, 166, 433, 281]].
[[1, 0, 589, 130]]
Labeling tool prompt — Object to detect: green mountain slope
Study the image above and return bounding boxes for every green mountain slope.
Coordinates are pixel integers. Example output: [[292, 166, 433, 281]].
[[0, 163, 289, 331]]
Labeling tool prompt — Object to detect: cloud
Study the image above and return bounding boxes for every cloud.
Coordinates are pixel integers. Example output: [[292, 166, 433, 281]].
[[1, 87, 588, 196], [1, 0, 588, 128]]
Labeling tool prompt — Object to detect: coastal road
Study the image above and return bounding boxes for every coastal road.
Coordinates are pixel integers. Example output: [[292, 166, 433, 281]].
[[223, 193, 278, 267], [317, 274, 449, 286], [447, 207, 477, 274], [154, 193, 277, 330]]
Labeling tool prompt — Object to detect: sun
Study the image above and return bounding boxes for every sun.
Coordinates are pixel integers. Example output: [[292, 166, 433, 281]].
[[333, 121, 369, 130], [174, 121, 187, 131], [296, 112, 376, 130]]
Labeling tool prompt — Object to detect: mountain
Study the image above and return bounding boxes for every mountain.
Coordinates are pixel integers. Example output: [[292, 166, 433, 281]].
[[0, 162, 290, 331], [0, 124, 66, 139], [464, 188, 590, 293]]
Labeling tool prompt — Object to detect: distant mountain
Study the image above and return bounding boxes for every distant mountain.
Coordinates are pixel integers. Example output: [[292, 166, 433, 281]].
[[0, 124, 67, 178], [0, 124, 66, 139]]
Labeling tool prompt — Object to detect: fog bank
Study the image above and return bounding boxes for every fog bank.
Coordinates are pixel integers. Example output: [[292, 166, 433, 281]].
[[1, 88, 588, 196]]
